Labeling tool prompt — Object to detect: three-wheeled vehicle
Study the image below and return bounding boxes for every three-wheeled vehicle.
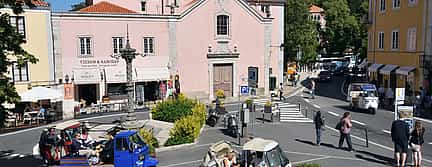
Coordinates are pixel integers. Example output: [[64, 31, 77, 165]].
[[347, 83, 379, 114], [201, 138, 292, 167], [113, 130, 159, 167]]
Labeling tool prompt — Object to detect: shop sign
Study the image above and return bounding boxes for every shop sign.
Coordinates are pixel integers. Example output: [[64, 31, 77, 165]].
[[79, 59, 120, 68], [74, 69, 101, 83], [64, 84, 74, 100], [396, 88, 405, 101]]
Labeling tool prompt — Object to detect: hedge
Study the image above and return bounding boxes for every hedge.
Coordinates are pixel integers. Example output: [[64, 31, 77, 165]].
[[164, 102, 206, 146], [151, 94, 195, 123]]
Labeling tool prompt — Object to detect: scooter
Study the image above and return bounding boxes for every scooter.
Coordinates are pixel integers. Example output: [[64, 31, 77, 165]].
[[206, 108, 219, 127], [226, 114, 238, 137]]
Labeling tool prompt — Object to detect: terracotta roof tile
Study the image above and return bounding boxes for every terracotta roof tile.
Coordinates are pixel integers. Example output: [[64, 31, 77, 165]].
[[310, 5, 323, 13], [79, 1, 138, 14]]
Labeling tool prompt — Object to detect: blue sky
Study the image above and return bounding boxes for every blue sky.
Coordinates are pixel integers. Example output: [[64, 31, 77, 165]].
[[46, 0, 84, 11]]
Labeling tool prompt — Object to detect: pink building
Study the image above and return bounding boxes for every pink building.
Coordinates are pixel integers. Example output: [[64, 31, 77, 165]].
[[52, 0, 285, 109]]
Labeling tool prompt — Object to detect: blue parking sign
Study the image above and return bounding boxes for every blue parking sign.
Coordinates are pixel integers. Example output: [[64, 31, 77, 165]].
[[240, 86, 249, 95]]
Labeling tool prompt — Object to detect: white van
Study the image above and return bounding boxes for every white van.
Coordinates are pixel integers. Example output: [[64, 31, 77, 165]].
[[347, 83, 379, 114]]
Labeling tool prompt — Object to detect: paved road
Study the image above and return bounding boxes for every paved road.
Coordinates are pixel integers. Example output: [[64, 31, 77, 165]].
[[292, 75, 432, 165]]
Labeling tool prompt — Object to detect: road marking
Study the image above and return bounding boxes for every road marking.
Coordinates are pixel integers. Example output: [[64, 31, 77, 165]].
[[312, 104, 321, 109], [414, 117, 432, 124], [305, 99, 310, 103], [327, 111, 340, 117], [163, 159, 202, 167], [429, 142, 432, 145], [292, 156, 330, 165], [351, 120, 366, 126], [300, 94, 304, 97], [0, 112, 148, 137], [382, 130, 391, 134]]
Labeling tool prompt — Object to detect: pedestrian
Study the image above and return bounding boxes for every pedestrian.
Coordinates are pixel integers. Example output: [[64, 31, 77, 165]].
[[223, 151, 240, 167], [70, 133, 82, 156], [279, 83, 284, 101], [314, 111, 324, 146], [391, 113, 410, 167], [410, 121, 425, 167], [386, 88, 395, 107], [310, 79, 316, 99], [338, 112, 353, 152], [419, 87, 426, 108], [415, 92, 422, 116]]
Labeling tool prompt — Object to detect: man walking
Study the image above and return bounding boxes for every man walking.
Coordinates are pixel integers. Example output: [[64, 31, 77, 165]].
[[391, 113, 410, 167], [279, 83, 284, 101], [314, 111, 324, 146]]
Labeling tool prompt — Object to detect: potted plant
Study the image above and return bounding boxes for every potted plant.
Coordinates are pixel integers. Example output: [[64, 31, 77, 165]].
[[264, 100, 272, 113], [245, 99, 253, 111]]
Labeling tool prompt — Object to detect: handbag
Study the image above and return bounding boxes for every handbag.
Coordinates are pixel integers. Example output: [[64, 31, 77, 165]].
[[411, 143, 421, 152]]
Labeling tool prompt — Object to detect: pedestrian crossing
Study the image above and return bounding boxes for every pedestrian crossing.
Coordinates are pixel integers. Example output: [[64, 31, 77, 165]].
[[252, 98, 312, 123], [0, 151, 27, 159]]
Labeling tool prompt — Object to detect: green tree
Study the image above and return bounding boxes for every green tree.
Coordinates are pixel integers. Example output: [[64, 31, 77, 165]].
[[0, 0, 38, 127], [70, 2, 88, 11], [347, 0, 368, 59], [285, 0, 319, 65], [321, 0, 362, 56]]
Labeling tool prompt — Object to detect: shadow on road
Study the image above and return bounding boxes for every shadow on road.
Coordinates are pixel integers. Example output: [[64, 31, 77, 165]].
[[333, 105, 374, 115], [354, 150, 394, 166], [0, 150, 44, 167]]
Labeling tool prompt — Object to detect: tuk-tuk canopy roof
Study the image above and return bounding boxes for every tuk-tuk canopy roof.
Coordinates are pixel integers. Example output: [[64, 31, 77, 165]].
[[55, 120, 80, 130], [116, 130, 137, 137], [210, 141, 234, 153], [243, 138, 279, 152]]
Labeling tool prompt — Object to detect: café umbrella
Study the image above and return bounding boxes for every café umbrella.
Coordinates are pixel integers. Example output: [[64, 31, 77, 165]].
[[19, 87, 63, 102]]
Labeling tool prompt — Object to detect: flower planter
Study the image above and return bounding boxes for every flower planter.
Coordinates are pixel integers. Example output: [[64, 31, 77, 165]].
[[264, 105, 272, 113]]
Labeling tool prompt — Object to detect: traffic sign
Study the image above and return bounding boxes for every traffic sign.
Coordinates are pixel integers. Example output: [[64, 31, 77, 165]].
[[396, 88, 405, 101], [240, 86, 249, 95]]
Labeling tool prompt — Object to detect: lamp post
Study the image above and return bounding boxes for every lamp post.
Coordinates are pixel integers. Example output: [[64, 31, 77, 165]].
[[112, 27, 145, 129], [266, 44, 285, 98]]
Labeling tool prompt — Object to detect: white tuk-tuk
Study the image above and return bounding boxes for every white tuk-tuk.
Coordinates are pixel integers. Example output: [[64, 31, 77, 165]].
[[242, 138, 291, 167], [347, 83, 379, 114], [201, 138, 292, 167]]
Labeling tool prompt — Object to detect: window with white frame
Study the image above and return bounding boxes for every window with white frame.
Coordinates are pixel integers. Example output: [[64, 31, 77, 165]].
[[9, 16, 26, 38], [379, 0, 386, 12], [79, 37, 92, 56], [391, 30, 399, 49], [407, 28, 417, 51], [216, 15, 229, 36], [12, 62, 29, 82], [112, 37, 124, 54], [392, 0, 400, 8], [143, 37, 155, 55], [378, 32, 385, 49]]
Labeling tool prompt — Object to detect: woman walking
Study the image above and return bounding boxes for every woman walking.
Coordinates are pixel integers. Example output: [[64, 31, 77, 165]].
[[338, 112, 353, 152], [314, 111, 324, 146], [410, 121, 425, 167]]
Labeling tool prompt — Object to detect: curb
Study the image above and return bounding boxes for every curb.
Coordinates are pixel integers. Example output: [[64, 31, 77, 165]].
[[155, 125, 205, 153]]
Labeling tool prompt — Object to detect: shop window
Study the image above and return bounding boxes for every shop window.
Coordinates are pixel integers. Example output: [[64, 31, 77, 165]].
[[108, 83, 128, 98]]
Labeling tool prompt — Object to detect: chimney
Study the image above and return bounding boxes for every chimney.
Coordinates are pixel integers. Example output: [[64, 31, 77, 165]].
[[85, 0, 93, 6]]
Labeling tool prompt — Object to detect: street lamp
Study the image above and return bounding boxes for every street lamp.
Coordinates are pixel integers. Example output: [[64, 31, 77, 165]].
[[266, 43, 285, 97], [111, 26, 146, 129]]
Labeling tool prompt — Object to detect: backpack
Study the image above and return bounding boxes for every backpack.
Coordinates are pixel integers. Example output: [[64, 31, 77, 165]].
[[335, 121, 342, 130]]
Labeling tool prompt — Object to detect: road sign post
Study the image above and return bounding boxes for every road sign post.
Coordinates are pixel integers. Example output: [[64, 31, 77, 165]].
[[394, 88, 405, 120]]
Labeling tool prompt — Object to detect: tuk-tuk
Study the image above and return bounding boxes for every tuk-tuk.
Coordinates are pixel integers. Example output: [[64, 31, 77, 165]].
[[201, 140, 237, 167], [37, 120, 82, 165], [113, 130, 159, 167], [201, 138, 292, 167], [347, 83, 379, 114], [242, 138, 292, 167]]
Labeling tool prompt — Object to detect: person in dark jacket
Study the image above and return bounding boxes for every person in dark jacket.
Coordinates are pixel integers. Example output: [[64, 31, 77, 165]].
[[410, 121, 425, 167], [391, 117, 410, 167], [70, 133, 82, 156], [314, 111, 324, 145]]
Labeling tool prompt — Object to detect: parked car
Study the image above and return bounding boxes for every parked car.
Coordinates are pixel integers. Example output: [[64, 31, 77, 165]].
[[318, 70, 332, 81]]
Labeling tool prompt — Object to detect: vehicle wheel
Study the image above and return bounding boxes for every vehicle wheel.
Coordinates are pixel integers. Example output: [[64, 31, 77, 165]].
[[370, 108, 376, 115]]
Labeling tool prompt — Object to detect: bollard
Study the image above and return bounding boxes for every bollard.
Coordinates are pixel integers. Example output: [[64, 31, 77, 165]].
[[365, 128, 369, 147]]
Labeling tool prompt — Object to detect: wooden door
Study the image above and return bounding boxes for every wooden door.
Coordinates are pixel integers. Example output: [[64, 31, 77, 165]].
[[214, 64, 233, 97]]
